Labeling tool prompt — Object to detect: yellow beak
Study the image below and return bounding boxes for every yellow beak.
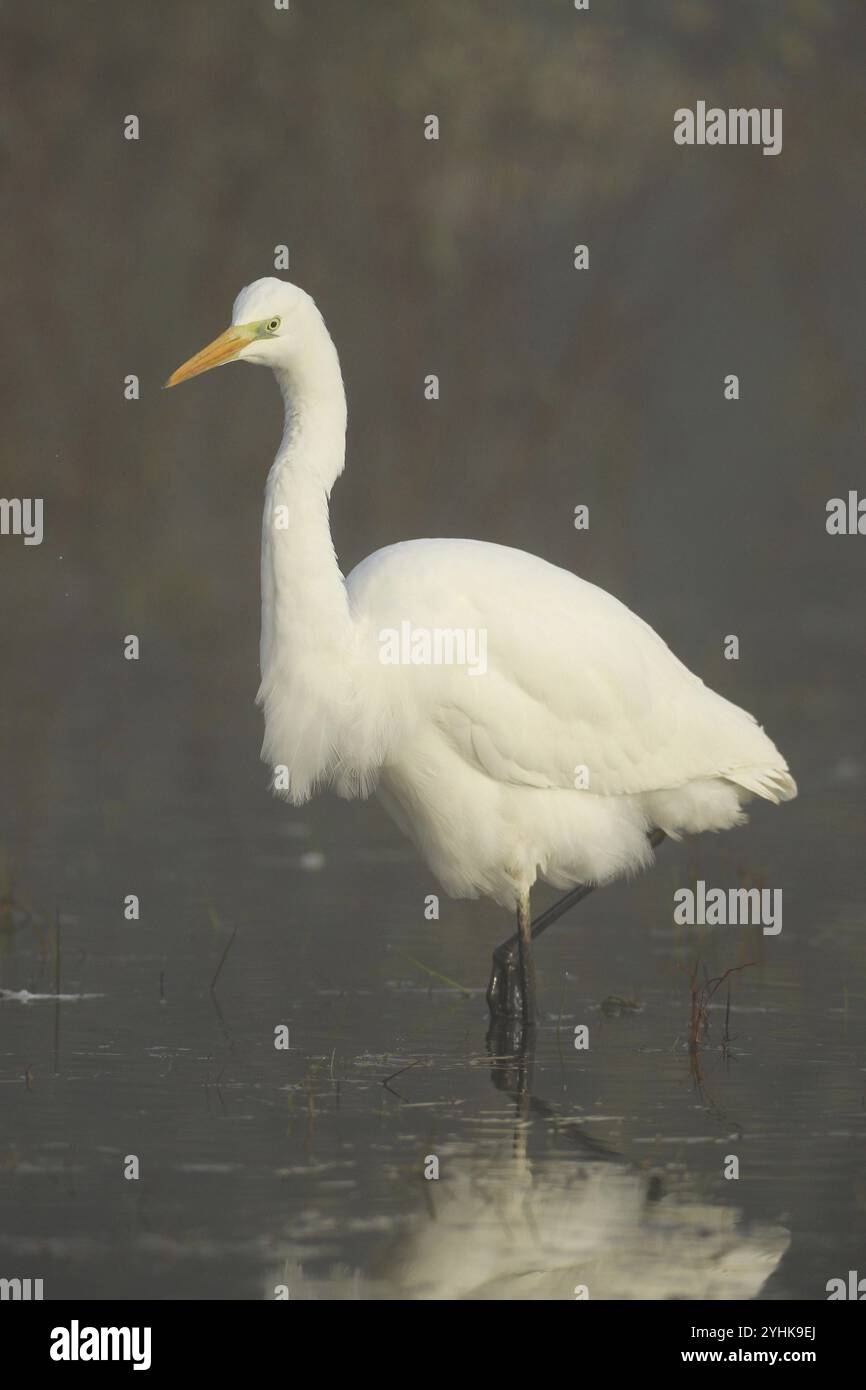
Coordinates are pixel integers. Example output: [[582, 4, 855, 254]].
[[165, 324, 253, 388]]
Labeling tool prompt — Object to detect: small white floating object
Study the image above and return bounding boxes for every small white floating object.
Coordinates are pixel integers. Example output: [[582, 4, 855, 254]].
[[0, 989, 103, 1004], [298, 850, 326, 872]]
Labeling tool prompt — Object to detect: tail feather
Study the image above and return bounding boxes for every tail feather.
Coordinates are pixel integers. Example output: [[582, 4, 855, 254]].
[[725, 766, 797, 804]]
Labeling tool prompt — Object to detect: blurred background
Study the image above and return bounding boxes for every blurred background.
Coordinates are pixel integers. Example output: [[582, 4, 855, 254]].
[[1, 0, 865, 1300]]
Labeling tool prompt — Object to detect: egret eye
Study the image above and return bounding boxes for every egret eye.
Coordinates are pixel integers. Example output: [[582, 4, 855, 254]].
[[266, 317, 281, 333]]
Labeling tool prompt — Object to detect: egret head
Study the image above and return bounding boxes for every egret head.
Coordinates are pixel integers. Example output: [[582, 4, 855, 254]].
[[166, 278, 324, 388]]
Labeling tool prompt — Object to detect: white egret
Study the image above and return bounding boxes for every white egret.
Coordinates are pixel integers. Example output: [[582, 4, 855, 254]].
[[167, 278, 796, 1025]]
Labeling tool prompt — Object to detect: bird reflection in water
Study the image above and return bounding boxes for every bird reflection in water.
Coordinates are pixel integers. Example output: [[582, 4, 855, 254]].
[[274, 1035, 789, 1301]]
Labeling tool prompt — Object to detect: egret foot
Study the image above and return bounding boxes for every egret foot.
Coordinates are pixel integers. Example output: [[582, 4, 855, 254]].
[[487, 1018, 535, 1079], [486, 1012, 529, 1058], [487, 891, 536, 1025], [486, 941, 524, 1020]]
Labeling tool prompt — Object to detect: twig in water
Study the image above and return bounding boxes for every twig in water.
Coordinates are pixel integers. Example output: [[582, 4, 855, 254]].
[[53, 907, 62, 1075], [394, 950, 472, 997], [382, 1059, 421, 1098], [210, 926, 238, 994]]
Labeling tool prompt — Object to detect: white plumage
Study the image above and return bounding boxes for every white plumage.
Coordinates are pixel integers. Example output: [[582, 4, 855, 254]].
[[168, 277, 796, 1012], [341, 536, 794, 909]]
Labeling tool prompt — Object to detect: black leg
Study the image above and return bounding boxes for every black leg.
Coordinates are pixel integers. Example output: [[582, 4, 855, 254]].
[[486, 830, 666, 1019], [486, 937, 523, 1019]]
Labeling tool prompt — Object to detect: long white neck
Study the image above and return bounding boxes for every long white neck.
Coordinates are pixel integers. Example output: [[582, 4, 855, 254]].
[[257, 331, 358, 800], [261, 332, 352, 671]]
